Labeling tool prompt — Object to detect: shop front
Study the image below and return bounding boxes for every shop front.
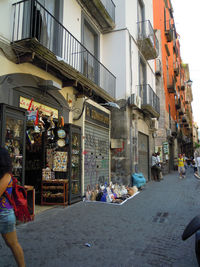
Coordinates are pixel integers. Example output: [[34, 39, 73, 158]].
[[0, 73, 82, 211], [137, 119, 150, 181], [138, 132, 149, 181], [83, 102, 110, 193]]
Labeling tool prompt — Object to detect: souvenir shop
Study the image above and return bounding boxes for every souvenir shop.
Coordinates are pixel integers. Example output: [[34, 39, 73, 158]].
[[0, 73, 82, 215]]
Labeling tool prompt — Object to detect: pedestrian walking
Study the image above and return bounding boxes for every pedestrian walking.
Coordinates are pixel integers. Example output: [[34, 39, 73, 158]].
[[194, 154, 200, 179], [192, 158, 197, 174], [178, 154, 185, 179], [0, 147, 25, 267], [183, 154, 187, 170], [151, 153, 161, 181]]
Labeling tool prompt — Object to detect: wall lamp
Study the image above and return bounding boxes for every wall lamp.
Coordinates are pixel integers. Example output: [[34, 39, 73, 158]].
[[100, 102, 120, 109], [185, 79, 193, 86]]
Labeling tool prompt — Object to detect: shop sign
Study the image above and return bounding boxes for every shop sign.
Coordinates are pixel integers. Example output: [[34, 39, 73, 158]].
[[85, 103, 109, 128], [163, 142, 169, 154], [20, 96, 58, 118]]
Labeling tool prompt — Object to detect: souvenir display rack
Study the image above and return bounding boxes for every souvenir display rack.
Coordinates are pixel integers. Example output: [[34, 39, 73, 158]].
[[64, 124, 82, 205], [41, 123, 82, 205], [41, 179, 68, 205]]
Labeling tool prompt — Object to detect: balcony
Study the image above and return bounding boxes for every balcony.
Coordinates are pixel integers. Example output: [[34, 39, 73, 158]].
[[178, 105, 185, 116], [175, 98, 181, 109], [165, 20, 173, 42], [173, 62, 179, 76], [182, 116, 187, 123], [79, 0, 115, 32], [173, 41, 178, 56], [181, 83, 185, 91], [137, 20, 159, 60], [11, 0, 116, 100], [137, 84, 160, 118], [167, 75, 176, 93]]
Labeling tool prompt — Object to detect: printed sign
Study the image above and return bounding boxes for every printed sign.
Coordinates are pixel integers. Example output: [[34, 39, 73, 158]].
[[163, 142, 169, 154], [85, 103, 109, 128], [20, 96, 58, 118]]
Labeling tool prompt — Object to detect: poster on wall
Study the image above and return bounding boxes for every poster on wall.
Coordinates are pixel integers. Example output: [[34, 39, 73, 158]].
[[53, 151, 68, 172], [163, 142, 169, 154]]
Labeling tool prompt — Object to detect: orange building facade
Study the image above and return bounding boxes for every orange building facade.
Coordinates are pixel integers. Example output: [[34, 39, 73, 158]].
[[153, 0, 194, 171]]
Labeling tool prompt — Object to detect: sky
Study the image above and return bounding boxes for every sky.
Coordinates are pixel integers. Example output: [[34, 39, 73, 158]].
[[171, 0, 200, 129]]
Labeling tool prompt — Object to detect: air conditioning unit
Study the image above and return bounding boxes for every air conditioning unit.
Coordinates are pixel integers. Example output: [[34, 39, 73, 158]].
[[151, 118, 159, 130], [128, 94, 141, 109]]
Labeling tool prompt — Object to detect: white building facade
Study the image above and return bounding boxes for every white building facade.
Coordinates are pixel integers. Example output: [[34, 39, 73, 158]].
[[0, 0, 159, 196]]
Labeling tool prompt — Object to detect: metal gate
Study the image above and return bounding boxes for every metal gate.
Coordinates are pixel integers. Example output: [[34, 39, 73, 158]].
[[138, 132, 149, 180], [84, 122, 109, 192]]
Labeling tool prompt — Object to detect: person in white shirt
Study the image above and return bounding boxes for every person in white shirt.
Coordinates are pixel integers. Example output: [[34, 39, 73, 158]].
[[194, 150, 200, 178], [196, 156, 200, 177], [151, 153, 161, 181], [183, 154, 187, 170]]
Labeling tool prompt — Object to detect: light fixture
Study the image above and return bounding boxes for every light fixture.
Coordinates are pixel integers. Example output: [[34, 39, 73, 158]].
[[100, 102, 120, 109], [185, 79, 193, 86]]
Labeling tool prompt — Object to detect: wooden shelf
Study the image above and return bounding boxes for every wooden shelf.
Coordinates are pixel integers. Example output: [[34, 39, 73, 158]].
[[41, 180, 68, 206]]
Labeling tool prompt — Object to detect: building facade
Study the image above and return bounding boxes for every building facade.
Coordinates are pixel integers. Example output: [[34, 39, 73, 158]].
[[0, 0, 195, 205], [153, 0, 194, 172], [104, 0, 160, 184], [0, 0, 117, 202]]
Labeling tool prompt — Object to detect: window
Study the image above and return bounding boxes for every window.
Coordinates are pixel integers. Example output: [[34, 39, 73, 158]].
[[82, 15, 99, 84], [23, 0, 63, 57]]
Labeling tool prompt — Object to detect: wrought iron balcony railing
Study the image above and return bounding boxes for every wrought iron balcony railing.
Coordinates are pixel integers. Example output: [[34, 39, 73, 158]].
[[165, 20, 173, 42], [173, 61, 179, 76], [12, 0, 116, 98], [175, 98, 181, 110], [137, 84, 160, 117], [137, 20, 159, 60], [167, 73, 176, 93]]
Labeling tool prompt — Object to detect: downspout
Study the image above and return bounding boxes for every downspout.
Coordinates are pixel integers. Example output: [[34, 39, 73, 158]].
[[129, 33, 133, 182]]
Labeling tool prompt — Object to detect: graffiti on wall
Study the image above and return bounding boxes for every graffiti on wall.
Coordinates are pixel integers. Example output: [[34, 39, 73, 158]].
[[84, 131, 109, 187]]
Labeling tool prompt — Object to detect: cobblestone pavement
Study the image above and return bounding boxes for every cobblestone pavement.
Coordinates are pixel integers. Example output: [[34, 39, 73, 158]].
[[0, 167, 200, 267]]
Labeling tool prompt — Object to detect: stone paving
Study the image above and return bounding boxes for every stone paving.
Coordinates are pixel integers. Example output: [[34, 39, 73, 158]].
[[0, 167, 200, 266]]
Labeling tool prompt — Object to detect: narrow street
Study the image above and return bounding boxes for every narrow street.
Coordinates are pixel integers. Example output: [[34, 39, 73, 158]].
[[1, 168, 200, 267]]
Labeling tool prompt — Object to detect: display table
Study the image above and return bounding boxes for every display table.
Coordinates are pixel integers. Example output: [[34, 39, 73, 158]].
[[41, 179, 68, 206], [24, 185, 35, 220]]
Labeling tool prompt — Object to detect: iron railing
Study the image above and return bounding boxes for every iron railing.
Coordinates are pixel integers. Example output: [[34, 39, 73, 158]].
[[137, 84, 160, 114], [101, 0, 115, 22], [137, 20, 159, 55], [12, 0, 116, 98], [165, 20, 173, 32]]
